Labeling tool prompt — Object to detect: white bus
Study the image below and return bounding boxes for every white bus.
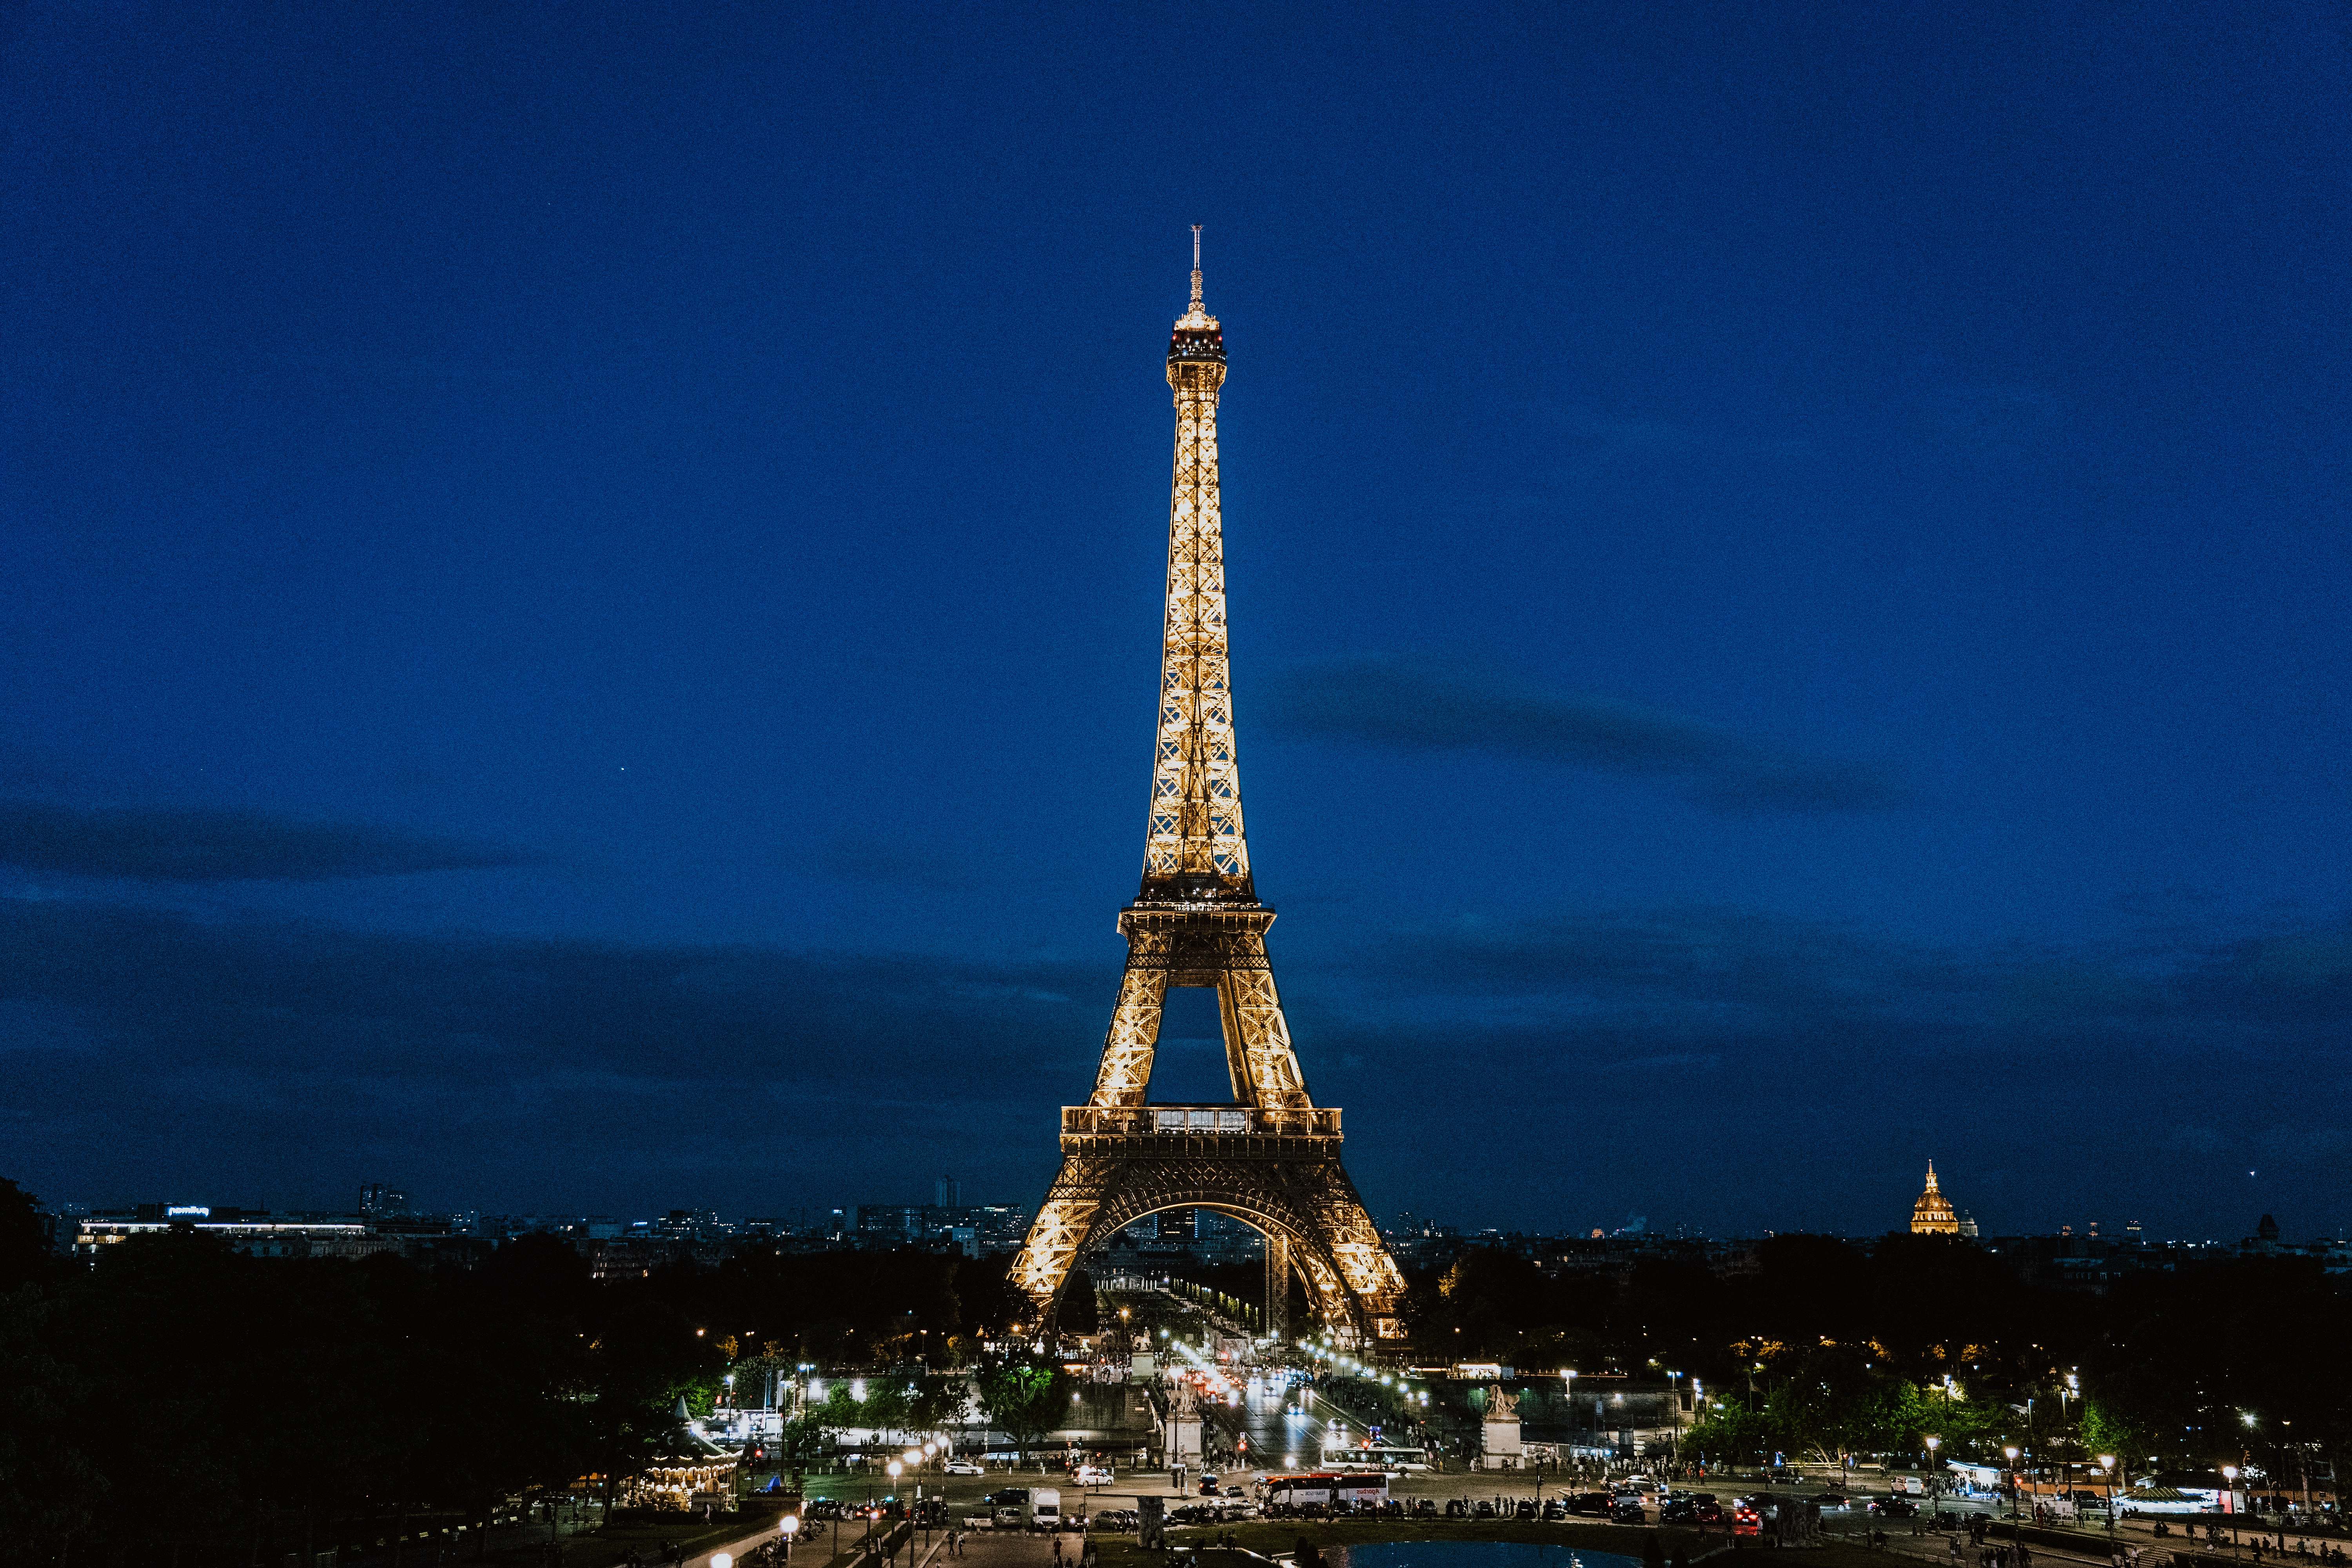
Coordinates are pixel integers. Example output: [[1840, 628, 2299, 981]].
[[1265, 1473, 1390, 1511], [1320, 1445, 1429, 1472]]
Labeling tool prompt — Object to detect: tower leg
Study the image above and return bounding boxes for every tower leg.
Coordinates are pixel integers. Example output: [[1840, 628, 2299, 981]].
[[1010, 1154, 1111, 1327], [1265, 1229, 1291, 1342]]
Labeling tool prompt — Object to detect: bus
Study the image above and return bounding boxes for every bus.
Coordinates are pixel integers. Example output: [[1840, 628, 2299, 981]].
[[1320, 1445, 1430, 1472], [1264, 1473, 1390, 1512]]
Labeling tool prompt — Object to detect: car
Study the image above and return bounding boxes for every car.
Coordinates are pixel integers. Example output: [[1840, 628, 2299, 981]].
[[1569, 1492, 1615, 1518], [1474, 1501, 1497, 1518], [1074, 1466, 1113, 1486], [1611, 1500, 1647, 1524], [1813, 1494, 1849, 1512], [1223, 1486, 1244, 1499], [944, 1460, 985, 1477], [1871, 1496, 1919, 1518], [1659, 1499, 1696, 1525], [1693, 1501, 1725, 1526]]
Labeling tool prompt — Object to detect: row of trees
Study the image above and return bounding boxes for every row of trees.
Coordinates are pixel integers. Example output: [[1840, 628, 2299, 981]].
[[1401, 1230, 2351, 1488], [0, 1179, 1076, 1568]]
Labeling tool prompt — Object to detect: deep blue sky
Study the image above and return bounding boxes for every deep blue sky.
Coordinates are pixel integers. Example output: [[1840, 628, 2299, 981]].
[[5, 3, 2348, 1238]]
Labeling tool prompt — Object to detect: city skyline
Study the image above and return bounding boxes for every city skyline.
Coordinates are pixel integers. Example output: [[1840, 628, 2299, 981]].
[[5, 6, 2350, 1238]]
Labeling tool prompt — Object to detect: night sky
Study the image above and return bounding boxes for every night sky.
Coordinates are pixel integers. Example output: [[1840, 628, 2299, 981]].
[[5, 4, 2348, 1240]]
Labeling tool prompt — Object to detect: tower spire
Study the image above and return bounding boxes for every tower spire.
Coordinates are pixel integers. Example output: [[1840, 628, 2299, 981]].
[[1151, 226, 1239, 899]]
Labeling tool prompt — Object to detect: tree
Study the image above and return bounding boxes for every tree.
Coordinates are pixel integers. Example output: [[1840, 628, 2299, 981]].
[[0, 1177, 51, 1291], [862, 1378, 914, 1444], [909, 1372, 972, 1436], [1060, 1269, 1100, 1333], [976, 1359, 1074, 1463]]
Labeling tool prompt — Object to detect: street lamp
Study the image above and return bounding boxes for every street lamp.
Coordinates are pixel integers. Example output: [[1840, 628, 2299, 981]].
[[2005, 1445, 2023, 1549], [2099, 1456, 2116, 1541], [1926, 1432, 1941, 1491], [780, 1514, 800, 1563], [2223, 1466, 2241, 1561]]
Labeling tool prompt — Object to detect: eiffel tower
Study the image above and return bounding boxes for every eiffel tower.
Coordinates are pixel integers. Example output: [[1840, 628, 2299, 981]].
[[1008, 231, 1406, 1347]]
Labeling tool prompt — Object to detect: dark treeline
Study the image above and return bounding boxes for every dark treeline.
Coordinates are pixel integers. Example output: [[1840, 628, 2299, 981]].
[[1403, 1232, 2352, 1486], [0, 1179, 1034, 1567]]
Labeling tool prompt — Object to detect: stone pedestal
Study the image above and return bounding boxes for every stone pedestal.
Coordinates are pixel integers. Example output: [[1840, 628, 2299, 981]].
[[1165, 1379, 1203, 1464], [1475, 1382, 1523, 1470], [1477, 1420, 1522, 1470]]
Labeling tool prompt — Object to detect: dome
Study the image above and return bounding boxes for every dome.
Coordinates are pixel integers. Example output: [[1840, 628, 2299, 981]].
[[1911, 1161, 1960, 1235]]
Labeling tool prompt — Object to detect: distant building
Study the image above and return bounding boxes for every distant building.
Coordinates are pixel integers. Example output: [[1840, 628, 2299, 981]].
[[1910, 1161, 1960, 1235], [935, 1174, 961, 1207], [359, 1183, 410, 1216]]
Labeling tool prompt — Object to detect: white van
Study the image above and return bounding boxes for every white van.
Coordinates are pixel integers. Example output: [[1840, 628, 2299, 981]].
[[1030, 1489, 1062, 1531], [1074, 1466, 1114, 1487]]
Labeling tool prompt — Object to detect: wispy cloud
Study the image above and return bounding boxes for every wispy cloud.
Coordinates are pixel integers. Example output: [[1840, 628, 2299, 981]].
[[0, 896, 1114, 1203], [0, 800, 534, 882], [1314, 902, 2352, 1082], [1263, 657, 1907, 815]]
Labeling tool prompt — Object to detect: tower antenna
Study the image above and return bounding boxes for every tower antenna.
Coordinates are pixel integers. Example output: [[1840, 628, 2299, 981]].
[[1190, 224, 1204, 310]]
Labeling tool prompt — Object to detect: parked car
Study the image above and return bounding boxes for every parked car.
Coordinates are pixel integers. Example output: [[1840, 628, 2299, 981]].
[[1813, 1494, 1849, 1512], [1612, 1499, 1647, 1524], [1693, 1500, 1725, 1526], [1569, 1492, 1615, 1518], [944, 1460, 985, 1477]]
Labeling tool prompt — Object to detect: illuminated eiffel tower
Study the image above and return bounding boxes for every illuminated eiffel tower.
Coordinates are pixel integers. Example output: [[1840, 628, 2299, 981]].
[[1008, 231, 1406, 1346]]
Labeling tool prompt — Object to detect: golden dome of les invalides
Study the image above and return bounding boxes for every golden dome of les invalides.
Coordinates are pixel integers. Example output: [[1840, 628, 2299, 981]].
[[1911, 1160, 1960, 1235]]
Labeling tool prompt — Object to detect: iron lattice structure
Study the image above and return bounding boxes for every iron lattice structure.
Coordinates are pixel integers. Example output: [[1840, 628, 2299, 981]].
[[1009, 234, 1406, 1346]]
